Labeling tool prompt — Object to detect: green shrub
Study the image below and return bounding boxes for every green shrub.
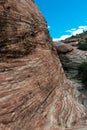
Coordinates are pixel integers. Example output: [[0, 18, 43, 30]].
[[78, 62, 87, 87], [78, 41, 87, 51]]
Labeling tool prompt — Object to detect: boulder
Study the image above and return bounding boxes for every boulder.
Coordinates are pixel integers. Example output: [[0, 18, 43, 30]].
[[53, 42, 73, 53]]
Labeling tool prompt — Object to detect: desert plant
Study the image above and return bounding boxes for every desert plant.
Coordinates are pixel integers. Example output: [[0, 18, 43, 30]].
[[78, 41, 87, 51], [78, 62, 87, 87]]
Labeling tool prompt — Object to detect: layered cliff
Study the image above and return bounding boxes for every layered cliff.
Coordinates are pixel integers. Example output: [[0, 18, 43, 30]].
[[0, 0, 87, 130], [0, 0, 51, 60]]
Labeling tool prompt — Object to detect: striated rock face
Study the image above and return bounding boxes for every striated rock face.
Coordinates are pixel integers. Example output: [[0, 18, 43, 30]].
[[0, 0, 51, 60], [0, 0, 87, 130]]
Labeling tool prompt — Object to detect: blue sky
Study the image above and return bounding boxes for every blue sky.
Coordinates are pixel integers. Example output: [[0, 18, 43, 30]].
[[35, 0, 87, 41]]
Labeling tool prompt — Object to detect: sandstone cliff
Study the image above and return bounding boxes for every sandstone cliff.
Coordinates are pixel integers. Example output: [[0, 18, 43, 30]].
[[0, 0, 87, 130]]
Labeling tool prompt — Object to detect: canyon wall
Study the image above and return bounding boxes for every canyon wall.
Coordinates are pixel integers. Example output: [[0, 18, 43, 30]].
[[0, 0, 87, 130]]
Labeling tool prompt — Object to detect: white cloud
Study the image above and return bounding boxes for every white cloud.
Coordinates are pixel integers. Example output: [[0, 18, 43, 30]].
[[79, 26, 87, 30], [48, 26, 51, 29], [53, 25, 87, 41], [72, 26, 87, 35], [66, 28, 76, 33], [72, 28, 83, 35], [53, 38, 59, 41], [71, 28, 76, 31], [66, 26, 87, 36], [53, 35, 71, 41]]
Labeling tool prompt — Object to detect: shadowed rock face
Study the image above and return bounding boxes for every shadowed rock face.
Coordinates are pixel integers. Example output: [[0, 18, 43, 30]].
[[0, 0, 87, 130], [58, 46, 87, 77]]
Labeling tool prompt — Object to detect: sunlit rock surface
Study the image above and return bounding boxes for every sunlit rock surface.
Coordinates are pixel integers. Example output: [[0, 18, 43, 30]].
[[0, 0, 87, 130]]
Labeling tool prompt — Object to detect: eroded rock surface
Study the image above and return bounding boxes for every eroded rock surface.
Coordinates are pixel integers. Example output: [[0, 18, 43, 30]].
[[0, 0, 87, 130]]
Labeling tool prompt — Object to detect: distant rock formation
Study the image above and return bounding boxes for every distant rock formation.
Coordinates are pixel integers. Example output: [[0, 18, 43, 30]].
[[58, 44, 87, 77], [53, 42, 73, 53], [56, 42, 87, 107], [0, 0, 87, 130]]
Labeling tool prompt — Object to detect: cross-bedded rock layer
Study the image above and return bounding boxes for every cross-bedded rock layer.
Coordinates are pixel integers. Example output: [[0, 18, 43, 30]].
[[0, 0, 87, 130]]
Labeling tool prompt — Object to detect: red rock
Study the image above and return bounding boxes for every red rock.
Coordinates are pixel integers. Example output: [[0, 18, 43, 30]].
[[0, 0, 87, 130], [53, 42, 73, 53]]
